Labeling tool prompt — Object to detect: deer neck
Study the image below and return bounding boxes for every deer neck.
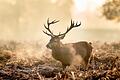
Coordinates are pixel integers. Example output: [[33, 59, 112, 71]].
[[52, 42, 64, 52]]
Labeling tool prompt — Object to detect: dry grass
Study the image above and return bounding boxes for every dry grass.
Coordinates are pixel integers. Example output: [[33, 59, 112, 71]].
[[0, 40, 120, 80]]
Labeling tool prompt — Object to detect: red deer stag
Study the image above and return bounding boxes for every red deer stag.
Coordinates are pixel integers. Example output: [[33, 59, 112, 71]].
[[43, 19, 92, 69]]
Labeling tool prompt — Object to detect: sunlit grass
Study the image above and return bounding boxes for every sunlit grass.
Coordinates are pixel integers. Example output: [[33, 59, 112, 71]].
[[0, 40, 120, 79]]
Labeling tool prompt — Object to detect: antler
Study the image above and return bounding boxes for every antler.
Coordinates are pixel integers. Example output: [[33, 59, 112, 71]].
[[58, 20, 81, 37], [43, 18, 59, 37]]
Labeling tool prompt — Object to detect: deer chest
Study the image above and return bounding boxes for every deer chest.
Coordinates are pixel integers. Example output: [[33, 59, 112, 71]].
[[52, 47, 76, 64]]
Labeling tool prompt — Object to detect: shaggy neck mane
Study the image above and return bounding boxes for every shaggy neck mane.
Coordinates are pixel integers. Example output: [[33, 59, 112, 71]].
[[52, 42, 64, 52]]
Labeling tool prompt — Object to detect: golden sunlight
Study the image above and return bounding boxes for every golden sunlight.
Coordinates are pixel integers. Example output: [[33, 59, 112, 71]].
[[74, 0, 105, 12], [74, 0, 88, 12]]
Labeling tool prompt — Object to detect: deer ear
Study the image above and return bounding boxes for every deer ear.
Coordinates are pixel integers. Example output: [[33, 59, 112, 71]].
[[59, 34, 65, 39]]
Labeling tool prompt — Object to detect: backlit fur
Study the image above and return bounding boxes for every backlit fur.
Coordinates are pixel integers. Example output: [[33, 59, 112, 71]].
[[46, 36, 93, 69]]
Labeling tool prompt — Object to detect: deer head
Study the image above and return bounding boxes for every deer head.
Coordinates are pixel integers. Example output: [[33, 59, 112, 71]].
[[43, 18, 81, 49]]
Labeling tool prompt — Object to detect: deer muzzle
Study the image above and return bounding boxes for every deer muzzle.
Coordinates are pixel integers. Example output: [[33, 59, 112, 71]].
[[46, 44, 52, 49]]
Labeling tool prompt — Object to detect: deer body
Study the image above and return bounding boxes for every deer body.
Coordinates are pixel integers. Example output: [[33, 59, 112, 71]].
[[43, 19, 93, 68], [48, 41, 92, 68]]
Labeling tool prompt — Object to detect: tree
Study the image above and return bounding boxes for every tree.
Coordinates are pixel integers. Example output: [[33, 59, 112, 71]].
[[102, 0, 120, 22]]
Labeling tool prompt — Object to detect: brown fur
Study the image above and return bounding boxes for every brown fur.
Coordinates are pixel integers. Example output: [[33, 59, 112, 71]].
[[43, 19, 93, 69], [47, 38, 93, 69], [73, 41, 93, 66]]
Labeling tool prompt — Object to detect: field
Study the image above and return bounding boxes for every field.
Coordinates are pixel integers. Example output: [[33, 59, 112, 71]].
[[0, 40, 120, 80]]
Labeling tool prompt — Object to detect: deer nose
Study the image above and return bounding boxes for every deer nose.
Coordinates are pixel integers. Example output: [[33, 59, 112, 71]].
[[46, 44, 49, 48], [46, 44, 51, 49]]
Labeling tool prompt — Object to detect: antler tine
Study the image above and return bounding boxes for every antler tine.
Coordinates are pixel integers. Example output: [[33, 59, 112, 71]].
[[43, 18, 60, 37], [71, 19, 81, 28], [47, 18, 59, 25], [46, 19, 54, 35], [43, 30, 52, 37], [65, 20, 81, 33], [58, 19, 81, 37], [51, 19, 59, 24], [70, 20, 73, 27], [47, 19, 59, 34], [74, 21, 81, 27]]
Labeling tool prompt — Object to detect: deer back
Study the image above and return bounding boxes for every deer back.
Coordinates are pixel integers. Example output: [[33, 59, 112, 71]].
[[73, 41, 93, 64]]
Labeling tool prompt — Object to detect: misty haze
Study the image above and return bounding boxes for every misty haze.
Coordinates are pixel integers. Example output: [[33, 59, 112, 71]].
[[0, 0, 120, 79], [0, 0, 120, 42]]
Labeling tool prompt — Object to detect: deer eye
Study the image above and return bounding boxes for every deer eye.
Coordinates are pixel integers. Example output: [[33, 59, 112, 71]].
[[54, 39, 58, 42]]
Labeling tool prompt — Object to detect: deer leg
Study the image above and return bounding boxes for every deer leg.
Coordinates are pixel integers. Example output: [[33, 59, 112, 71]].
[[62, 65, 66, 70], [62, 64, 67, 70], [83, 58, 90, 71], [62, 63, 70, 70]]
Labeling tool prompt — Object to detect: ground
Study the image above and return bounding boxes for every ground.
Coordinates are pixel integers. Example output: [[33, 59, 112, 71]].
[[0, 40, 120, 80]]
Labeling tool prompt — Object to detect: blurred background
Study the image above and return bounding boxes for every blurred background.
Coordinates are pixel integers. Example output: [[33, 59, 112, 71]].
[[0, 0, 120, 43]]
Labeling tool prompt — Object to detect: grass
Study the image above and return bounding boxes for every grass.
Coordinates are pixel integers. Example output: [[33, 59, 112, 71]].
[[0, 40, 120, 80]]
